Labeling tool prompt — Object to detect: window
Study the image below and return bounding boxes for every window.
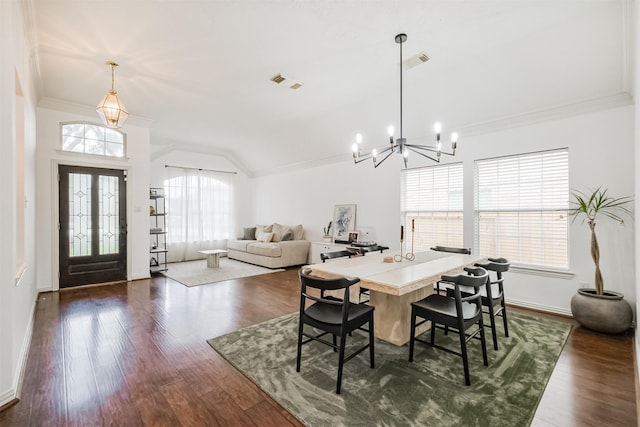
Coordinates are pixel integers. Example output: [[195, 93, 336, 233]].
[[475, 149, 569, 269], [401, 163, 464, 250], [61, 123, 125, 157], [164, 168, 234, 262]]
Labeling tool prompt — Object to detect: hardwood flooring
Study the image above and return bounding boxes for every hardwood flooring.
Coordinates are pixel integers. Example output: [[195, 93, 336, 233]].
[[0, 268, 636, 426]]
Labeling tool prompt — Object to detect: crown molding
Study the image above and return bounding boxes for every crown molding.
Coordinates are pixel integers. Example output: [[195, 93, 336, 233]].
[[37, 97, 153, 127], [20, 0, 43, 100], [456, 92, 633, 138], [254, 92, 634, 178]]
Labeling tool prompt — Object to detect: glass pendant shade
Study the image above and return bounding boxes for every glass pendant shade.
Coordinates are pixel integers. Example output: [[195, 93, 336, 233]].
[[96, 90, 128, 128], [96, 61, 128, 128]]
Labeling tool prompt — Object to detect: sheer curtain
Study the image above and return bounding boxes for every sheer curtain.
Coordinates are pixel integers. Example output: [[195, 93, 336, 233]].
[[164, 167, 235, 262]]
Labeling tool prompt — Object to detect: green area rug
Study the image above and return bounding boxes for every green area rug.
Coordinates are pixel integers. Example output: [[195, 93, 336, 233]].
[[207, 311, 571, 427]]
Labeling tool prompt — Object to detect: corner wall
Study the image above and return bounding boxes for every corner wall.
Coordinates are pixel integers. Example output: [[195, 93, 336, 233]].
[[0, 0, 39, 408]]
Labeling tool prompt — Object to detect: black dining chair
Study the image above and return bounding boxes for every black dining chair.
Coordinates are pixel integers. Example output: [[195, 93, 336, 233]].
[[296, 268, 375, 394], [430, 246, 472, 294], [320, 249, 359, 262], [474, 257, 510, 350], [409, 266, 489, 386]]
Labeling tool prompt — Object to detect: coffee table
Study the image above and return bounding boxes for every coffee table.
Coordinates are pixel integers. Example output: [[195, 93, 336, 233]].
[[198, 249, 228, 268]]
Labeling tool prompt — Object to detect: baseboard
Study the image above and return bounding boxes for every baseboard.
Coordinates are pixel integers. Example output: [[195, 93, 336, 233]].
[[0, 390, 18, 410], [505, 298, 572, 317], [0, 296, 37, 409]]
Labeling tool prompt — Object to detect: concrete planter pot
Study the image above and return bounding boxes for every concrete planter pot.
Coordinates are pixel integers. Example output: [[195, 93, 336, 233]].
[[570, 288, 632, 334]]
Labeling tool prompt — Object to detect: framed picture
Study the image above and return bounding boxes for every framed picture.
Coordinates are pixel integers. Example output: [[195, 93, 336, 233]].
[[333, 204, 356, 243], [348, 231, 359, 244]]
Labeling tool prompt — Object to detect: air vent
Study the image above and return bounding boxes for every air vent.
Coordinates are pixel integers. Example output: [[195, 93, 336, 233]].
[[403, 51, 430, 70], [270, 73, 303, 90], [271, 74, 286, 84]]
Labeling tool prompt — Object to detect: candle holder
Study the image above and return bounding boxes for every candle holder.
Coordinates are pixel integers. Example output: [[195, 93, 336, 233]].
[[394, 226, 416, 262]]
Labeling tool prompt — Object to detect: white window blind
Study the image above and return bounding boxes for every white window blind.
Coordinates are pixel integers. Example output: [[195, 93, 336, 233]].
[[475, 149, 569, 268], [401, 163, 463, 250]]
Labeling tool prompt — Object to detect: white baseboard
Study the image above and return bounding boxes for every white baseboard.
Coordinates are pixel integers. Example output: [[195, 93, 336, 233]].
[[0, 388, 17, 408], [506, 298, 572, 317], [1, 296, 37, 408]]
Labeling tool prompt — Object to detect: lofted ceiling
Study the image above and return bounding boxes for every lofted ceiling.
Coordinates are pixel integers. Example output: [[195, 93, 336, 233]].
[[29, 0, 631, 175]]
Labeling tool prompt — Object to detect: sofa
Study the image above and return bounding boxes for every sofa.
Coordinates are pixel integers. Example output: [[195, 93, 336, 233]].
[[227, 223, 310, 269]]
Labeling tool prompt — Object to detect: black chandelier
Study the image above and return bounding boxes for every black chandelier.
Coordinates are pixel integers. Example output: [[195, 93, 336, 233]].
[[352, 33, 458, 168]]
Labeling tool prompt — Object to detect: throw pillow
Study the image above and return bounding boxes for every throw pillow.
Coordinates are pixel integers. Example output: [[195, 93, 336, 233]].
[[242, 227, 256, 240], [256, 231, 274, 242], [271, 223, 291, 242], [281, 230, 294, 241], [291, 224, 304, 240]]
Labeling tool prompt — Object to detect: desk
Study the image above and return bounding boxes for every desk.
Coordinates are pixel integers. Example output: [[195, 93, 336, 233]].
[[306, 250, 486, 346]]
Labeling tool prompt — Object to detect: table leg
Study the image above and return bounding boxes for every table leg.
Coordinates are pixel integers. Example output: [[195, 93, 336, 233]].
[[369, 285, 434, 346], [206, 253, 220, 268]]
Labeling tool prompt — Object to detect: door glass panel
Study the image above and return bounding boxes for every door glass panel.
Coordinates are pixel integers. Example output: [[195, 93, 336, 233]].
[[69, 173, 92, 257], [99, 175, 120, 255]]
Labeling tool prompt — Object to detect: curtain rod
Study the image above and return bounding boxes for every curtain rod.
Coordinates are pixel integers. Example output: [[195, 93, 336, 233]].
[[165, 164, 237, 175]]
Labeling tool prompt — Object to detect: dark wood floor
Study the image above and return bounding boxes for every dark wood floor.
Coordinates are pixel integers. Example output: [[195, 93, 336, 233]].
[[0, 268, 636, 426]]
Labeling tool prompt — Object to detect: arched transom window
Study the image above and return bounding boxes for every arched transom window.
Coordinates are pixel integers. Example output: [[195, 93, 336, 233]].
[[61, 123, 125, 158]]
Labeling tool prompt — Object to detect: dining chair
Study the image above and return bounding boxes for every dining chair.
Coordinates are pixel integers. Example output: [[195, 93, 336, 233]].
[[408, 266, 489, 386], [430, 246, 472, 294], [474, 257, 511, 350], [296, 268, 375, 394]]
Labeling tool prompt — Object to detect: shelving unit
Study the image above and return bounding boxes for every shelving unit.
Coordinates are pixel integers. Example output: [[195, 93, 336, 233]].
[[150, 187, 168, 273]]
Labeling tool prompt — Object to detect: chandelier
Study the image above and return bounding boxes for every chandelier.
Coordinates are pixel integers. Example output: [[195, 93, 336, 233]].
[[352, 33, 457, 168], [96, 61, 129, 129]]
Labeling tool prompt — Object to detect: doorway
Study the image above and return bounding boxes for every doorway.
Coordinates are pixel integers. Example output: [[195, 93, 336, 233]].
[[58, 165, 127, 288]]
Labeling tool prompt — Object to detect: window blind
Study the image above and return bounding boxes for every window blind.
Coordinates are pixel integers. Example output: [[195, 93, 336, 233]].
[[475, 149, 569, 268], [401, 163, 464, 250]]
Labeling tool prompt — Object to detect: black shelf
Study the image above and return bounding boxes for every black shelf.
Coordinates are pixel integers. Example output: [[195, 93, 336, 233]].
[[150, 187, 168, 274]]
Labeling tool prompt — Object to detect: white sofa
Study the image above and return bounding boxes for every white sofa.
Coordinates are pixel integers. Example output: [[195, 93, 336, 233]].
[[227, 223, 310, 269]]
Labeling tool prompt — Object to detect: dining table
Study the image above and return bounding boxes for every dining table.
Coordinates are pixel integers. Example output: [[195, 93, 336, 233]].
[[305, 250, 487, 346]]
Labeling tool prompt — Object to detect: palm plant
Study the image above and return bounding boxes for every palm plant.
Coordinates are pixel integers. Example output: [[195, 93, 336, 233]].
[[569, 187, 632, 295]]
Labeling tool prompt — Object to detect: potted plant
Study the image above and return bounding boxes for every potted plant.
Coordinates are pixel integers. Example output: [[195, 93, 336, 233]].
[[323, 221, 333, 242], [569, 187, 633, 333]]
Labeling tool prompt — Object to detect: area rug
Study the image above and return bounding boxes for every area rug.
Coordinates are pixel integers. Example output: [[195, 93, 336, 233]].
[[207, 311, 571, 427], [162, 259, 283, 287]]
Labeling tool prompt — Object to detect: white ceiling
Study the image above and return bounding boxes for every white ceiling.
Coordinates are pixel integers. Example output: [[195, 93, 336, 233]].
[[30, 0, 630, 175]]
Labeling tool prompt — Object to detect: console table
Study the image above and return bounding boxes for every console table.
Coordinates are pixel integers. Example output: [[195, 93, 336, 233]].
[[306, 250, 487, 346]]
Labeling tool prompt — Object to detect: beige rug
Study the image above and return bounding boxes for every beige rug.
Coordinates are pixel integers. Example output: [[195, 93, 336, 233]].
[[162, 259, 284, 287]]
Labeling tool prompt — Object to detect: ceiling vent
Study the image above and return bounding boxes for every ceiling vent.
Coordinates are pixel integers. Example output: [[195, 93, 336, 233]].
[[270, 73, 303, 90], [403, 52, 430, 70]]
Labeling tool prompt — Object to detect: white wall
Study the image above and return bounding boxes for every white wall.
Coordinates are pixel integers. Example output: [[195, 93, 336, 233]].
[[35, 103, 151, 290], [254, 106, 636, 315], [149, 148, 255, 240], [0, 0, 39, 408]]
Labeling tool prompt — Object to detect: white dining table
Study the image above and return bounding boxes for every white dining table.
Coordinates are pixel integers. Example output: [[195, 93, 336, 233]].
[[305, 250, 487, 346]]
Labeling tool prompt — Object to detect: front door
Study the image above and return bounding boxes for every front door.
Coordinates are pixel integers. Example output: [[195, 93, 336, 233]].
[[59, 165, 127, 288]]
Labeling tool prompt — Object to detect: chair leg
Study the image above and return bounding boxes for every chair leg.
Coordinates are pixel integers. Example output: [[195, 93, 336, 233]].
[[336, 332, 347, 394], [430, 319, 436, 344], [409, 309, 417, 362], [478, 317, 488, 367], [501, 300, 510, 337], [369, 316, 375, 368], [486, 302, 499, 350], [333, 334, 337, 352], [296, 320, 304, 372], [457, 326, 471, 386]]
